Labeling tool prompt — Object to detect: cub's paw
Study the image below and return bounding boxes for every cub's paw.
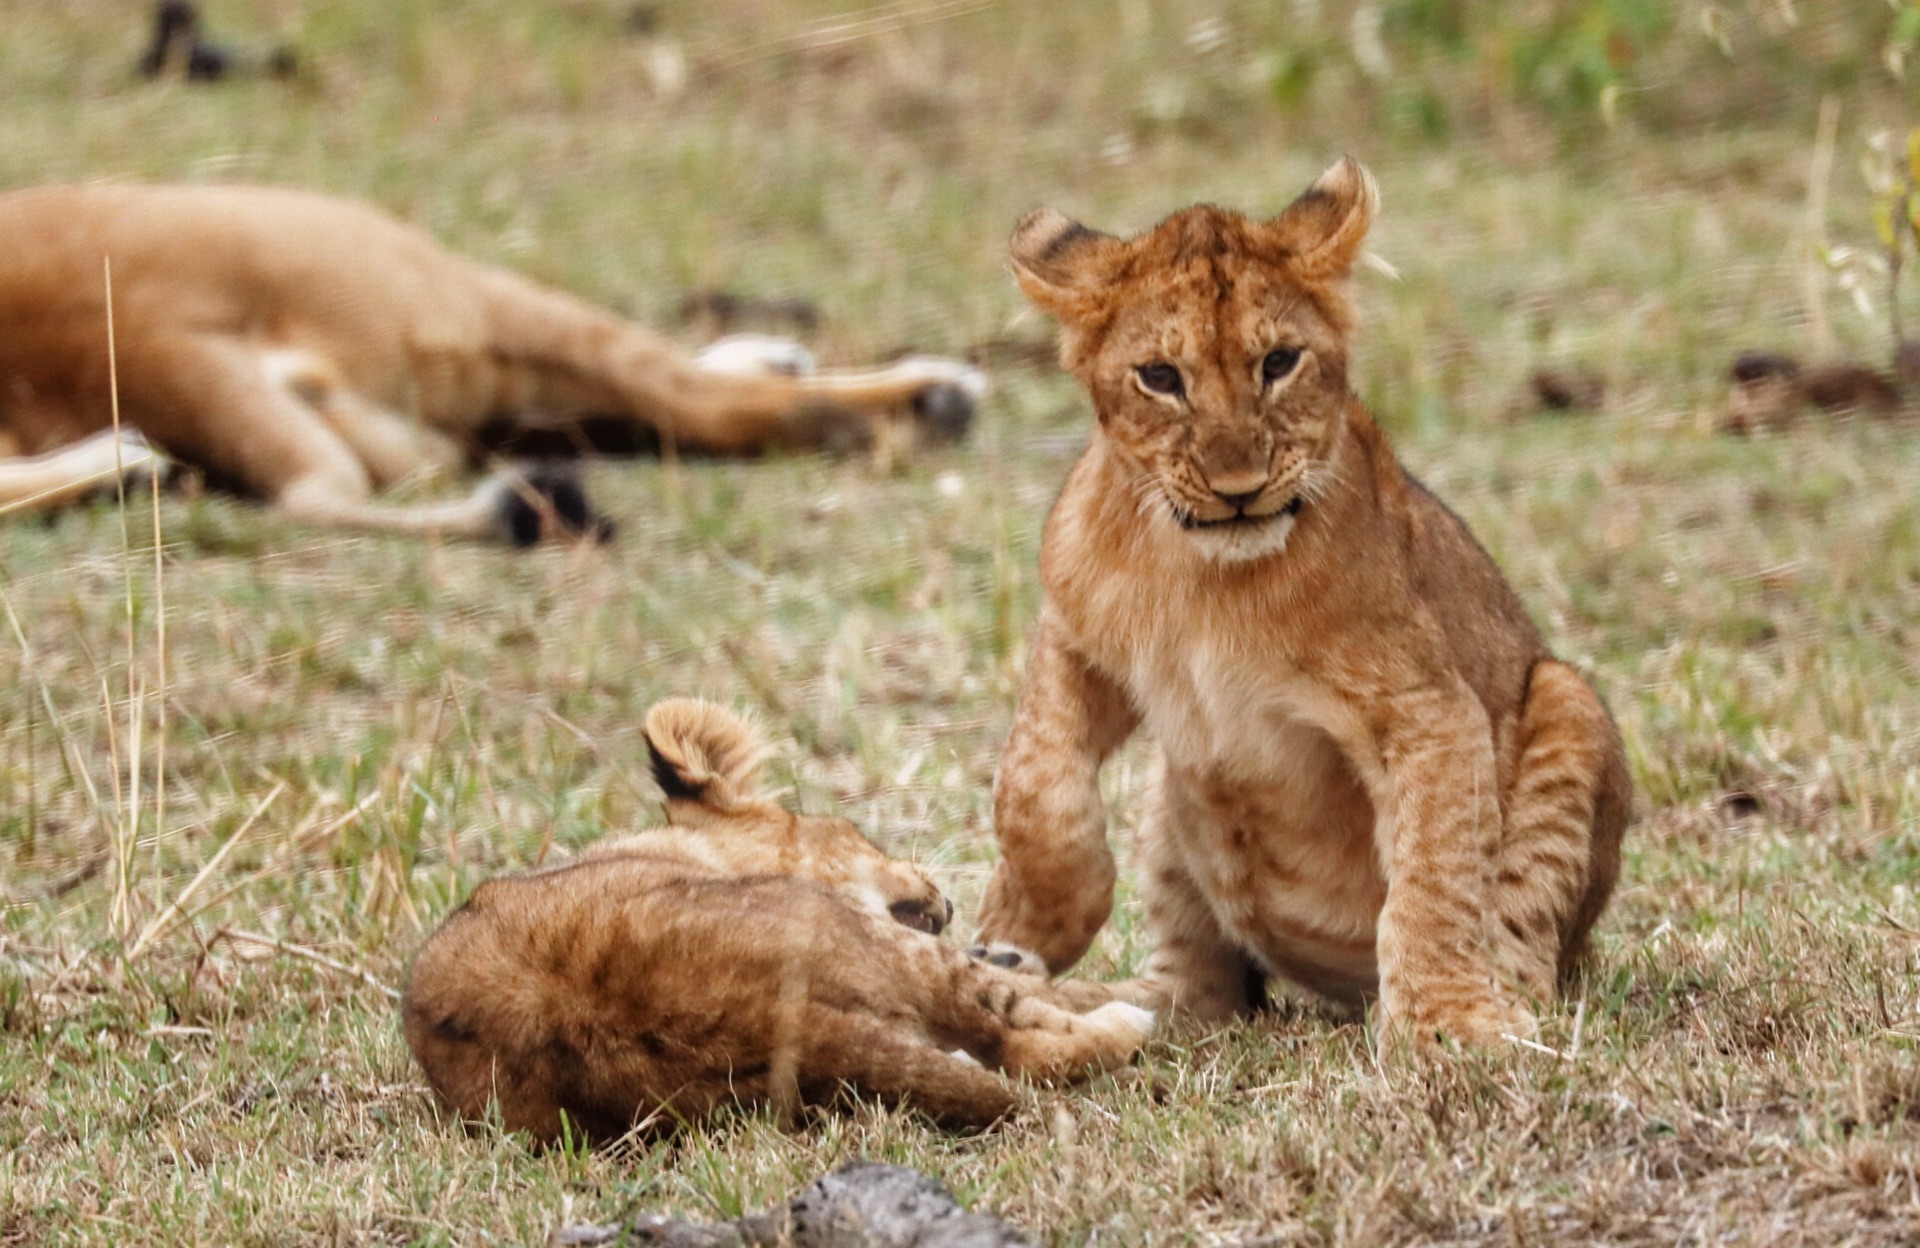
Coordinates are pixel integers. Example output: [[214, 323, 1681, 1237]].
[[1381, 996, 1537, 1056], [967, 942, 1048, 976], [1087, 1001, 1158, 1043], [1079, 1001, 1157, 1072]]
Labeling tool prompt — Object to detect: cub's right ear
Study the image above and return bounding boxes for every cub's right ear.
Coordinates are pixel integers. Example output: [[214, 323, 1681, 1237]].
[[1266, 156, 1378, 284], [643, 698, 771, 812], [1009, 208, 1118, 317]]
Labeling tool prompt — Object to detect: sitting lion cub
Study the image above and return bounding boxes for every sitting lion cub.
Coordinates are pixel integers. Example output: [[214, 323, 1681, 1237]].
[[402, 699, 1153, 1142], [975, 159, 1631, 1048]]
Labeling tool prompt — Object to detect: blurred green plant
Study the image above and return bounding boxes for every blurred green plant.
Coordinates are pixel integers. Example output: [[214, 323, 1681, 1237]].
[[1861, 125, 1920, 350], [1256, 0, 1912, 141]]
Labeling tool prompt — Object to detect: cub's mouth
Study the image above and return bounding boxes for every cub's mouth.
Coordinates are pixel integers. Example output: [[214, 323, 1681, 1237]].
[[888, 896, 952, 936], [1175, 495, 1304, 531]]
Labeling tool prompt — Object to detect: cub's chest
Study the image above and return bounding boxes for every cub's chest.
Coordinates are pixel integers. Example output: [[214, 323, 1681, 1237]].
[[1114, 627, 1375, 785]]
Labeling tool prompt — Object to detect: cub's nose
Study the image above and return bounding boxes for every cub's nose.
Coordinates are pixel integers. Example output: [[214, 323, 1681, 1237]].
[[1212, 485, 1265, 510], [1205, 469, 1268, 510]]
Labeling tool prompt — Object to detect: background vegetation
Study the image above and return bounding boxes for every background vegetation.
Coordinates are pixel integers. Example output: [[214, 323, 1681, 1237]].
[[4, 1, 1920, 1243]]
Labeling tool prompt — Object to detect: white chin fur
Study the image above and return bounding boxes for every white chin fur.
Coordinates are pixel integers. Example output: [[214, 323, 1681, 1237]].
[[1181, 510, 1299, 563]]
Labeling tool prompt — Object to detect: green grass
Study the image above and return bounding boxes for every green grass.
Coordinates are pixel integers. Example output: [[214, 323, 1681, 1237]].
[[5, 1, 1920, 1243]]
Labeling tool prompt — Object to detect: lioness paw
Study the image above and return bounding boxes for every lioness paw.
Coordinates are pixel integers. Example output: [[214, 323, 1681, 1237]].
[[695, 334, 817, 378], [485, 464, 617, 547], [895, 355, 990, 401]]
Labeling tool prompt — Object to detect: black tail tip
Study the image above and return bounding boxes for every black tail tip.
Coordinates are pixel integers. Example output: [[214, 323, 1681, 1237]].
[[496, 465, 618, 548]]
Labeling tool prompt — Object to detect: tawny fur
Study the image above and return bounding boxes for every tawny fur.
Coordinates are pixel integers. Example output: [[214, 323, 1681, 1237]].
[[402, 699, 1152, 1143], [0, 183, 982, 537], [975, 158, 1631, 1047]]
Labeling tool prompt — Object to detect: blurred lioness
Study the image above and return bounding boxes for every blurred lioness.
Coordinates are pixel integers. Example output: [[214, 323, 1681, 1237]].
[[401, 699, 1153, 1143], [0, 183, 983, 541]]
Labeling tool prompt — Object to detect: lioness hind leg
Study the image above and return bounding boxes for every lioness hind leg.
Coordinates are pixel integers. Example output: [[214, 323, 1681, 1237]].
[[1492, 660, 1631, 1001], [130, 335, 596, 542], [257, 349, 465, 492], [0, 429, 165, 517]]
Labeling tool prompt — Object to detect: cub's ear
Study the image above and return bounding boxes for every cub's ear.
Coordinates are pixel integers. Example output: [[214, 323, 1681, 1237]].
[[643, 698, 771, 812], [1267, 156, 1378, 283], [1009, 208, 1118, 317]]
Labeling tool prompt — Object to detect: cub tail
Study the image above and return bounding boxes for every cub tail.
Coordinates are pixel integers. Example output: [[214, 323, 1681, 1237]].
[[643, 699, 771, 812]]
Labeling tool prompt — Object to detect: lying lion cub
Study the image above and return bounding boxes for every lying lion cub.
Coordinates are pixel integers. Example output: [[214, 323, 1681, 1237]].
[[976, 159, 1631, 1048], [402, 699, 1153, 1142], [0, 184, 983, 540]]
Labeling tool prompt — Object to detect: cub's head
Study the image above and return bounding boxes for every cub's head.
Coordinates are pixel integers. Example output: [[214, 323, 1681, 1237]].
[[642, 698, 952, 935], [1011, 157, 1378, 563]]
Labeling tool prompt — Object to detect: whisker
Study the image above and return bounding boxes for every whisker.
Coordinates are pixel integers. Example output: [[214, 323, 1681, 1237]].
[[1122, 471, 1173, 523], [1298, 460, 1348, 506]]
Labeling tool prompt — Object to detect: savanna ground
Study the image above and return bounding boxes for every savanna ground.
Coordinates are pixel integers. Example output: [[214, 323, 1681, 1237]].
[[4, 2, 1920, 1244]]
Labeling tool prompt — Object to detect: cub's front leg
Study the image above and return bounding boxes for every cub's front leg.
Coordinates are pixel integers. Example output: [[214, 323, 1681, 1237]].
[[1373, 679, 1532, 1048], [927, 951, 1156, 1086], [978, 615, 1140, 972]]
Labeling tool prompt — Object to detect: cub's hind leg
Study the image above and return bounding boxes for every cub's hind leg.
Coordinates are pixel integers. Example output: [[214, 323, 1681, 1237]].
[[1131, 780, 1269, 1022], [799, 1010, 1020, 1128], [1491, 660, 1631, 1003]]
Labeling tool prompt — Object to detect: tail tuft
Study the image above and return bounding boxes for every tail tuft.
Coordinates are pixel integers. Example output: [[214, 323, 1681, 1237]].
[[642, 699, 770, 810]]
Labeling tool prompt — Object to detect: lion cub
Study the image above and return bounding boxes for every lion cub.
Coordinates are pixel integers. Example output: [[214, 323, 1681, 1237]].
[[975, 159, 1631, 1047], [402, 699, 1152, 1142]]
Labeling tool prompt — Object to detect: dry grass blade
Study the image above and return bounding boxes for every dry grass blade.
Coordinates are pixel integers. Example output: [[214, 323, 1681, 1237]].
[[216, 928, 401, 1002], [125, 781, 286, 961]]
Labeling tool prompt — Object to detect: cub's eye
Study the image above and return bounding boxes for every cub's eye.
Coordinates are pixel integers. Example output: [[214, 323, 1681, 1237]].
[[1262, 347, 1302, 384], [1135, 363, 1185, 398]]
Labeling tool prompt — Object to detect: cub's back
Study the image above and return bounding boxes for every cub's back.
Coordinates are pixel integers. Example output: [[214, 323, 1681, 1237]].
[[400, 852, 895, 1131], [1392, 462, 1549, 723]]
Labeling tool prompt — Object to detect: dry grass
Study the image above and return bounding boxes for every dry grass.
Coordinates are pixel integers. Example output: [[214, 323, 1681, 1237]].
[[4, 1, 1920, 1244]]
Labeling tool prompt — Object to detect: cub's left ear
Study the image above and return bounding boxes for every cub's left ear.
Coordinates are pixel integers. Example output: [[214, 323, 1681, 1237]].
[[1266, 157, 1378, 283], [1008, 208, 1119, 318]]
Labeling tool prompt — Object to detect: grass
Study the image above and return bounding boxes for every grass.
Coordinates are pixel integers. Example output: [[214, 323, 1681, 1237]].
[[4, 0, 1920, 1243]]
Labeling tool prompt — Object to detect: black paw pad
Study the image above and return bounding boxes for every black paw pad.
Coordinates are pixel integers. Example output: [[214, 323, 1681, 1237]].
[[911, 383, 976, 445], [496, 465, 618, 547]]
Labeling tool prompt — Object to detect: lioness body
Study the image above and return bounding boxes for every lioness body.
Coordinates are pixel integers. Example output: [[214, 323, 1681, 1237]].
[[0, 184, 980, 537], [403, 700, 1150, 1142], [977, 160, 1629, 1044]]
